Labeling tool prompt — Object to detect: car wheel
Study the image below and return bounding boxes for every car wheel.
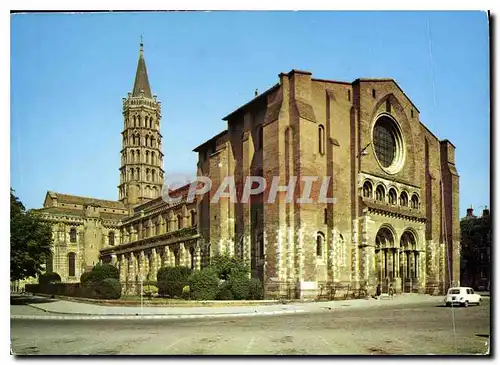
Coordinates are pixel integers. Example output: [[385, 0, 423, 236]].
[[446, 303, 451, 307], [477, 299, 481, 306], [464, 301, 469, 307]]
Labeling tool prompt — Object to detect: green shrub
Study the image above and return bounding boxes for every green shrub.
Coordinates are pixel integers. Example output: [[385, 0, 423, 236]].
[[80, 271, 93, 285], [39, 272, 61, 285], [91, 278, 122, 299], [143, 284, 158, 298], [216, 282, 234, 300], [227, 270, 250, 300], [88, 263, 119, 282], [188, 268, 219, 300], [248, 278, 264, 300], [156, 266, 192, 298], [210, 254, 249, 280]]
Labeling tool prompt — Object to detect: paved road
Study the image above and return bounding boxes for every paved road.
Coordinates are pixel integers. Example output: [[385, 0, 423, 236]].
[[11, 298, 490, 355]]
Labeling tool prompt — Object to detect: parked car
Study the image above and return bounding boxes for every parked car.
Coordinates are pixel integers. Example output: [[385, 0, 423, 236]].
[[444, 287, 481, 307]]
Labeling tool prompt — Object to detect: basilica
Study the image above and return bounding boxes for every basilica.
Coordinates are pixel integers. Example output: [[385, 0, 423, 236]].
[[36, 42, 460, 298]]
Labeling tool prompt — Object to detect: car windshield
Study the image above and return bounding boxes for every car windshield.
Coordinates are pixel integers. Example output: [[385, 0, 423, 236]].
[[448, 289, 461, 294]]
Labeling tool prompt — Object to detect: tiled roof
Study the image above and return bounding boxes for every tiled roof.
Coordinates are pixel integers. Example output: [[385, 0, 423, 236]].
[[36, 207, 86, 218], [48, 191, 125, 210]]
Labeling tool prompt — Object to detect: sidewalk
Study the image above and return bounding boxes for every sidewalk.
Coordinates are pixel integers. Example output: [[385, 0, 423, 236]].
[[12, 293, 444, 320]]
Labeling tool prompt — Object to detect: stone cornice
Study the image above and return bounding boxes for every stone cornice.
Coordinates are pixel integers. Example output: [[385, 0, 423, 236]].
[[362, 199, 426, 223], [100, 227, 199, 255]]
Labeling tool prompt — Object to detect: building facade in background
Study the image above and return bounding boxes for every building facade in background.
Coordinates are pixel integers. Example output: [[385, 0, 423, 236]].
[[460, 207, 491, 291], [37, 43, 460, 297]]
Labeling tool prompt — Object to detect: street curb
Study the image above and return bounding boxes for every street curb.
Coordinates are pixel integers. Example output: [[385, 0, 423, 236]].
[[11, 309, 305, 320]]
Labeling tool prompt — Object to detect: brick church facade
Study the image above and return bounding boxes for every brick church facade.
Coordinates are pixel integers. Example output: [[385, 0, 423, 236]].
[[36, 42, 460, 297]]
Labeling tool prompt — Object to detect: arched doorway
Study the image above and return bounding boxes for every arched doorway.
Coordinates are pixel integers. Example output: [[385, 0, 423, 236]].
[[375, 227, 397, 293], [400, 230, 419, 293]]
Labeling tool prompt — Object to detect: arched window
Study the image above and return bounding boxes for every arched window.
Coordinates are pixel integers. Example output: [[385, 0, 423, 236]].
[[68, 252, 76, 277], [136, 150, 140, 163], [151, 152, 156, 165], [146, 150, 150, 164], [69, 228, 77, 243], [134, 115, 137, 128], [152, 169, 156, 183], [316, 232, 325, 257], [151, 137, 155, 148], [388, 188, 397, 205], [411, 194, 419, 209], [191, 210, 197, 226], [363, 181, 373, 198], [375, 185, 386, 202], [136, 167, 140, 180], [177, 214, 183, 230], [257, 125, 263, 150], [108, 231, 115, 246], [324, 208, 328, 224], [400, 191, 409, 207], [318, 124, 325, 155], [145, 135, 149, 148]]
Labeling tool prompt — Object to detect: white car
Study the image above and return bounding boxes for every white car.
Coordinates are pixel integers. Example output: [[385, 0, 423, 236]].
[[444, 287, 481, 307]]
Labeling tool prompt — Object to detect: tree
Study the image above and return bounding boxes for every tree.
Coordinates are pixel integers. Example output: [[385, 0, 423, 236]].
[[10, 189, 53, 281]]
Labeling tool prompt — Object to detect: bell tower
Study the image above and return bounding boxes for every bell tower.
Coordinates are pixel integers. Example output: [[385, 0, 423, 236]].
[[118, 40, 164, 206]]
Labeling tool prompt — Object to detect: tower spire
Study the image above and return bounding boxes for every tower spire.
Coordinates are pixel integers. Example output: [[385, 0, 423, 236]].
[[132, 37, 152, 98]]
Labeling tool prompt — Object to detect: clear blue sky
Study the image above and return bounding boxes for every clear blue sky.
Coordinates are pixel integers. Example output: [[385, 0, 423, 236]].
[[11, 11, 489, 216]]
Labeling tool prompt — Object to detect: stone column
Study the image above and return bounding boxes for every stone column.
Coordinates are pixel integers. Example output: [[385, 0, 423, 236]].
[[129, 253, 137, 282], [194, 244, 201, 271], [119, 254, 127, 282], [138, 251, 145, 280], [169, 247, 175, 267], [179, 243, 186, 267], [377, 250, 383, 283], [395, 249, 400, 278], [151, 248, 158, 280], [162, 247, 170, 267]]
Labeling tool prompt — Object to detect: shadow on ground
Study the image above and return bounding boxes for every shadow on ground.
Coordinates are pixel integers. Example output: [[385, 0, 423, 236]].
[[10, 295, 57, 306]]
